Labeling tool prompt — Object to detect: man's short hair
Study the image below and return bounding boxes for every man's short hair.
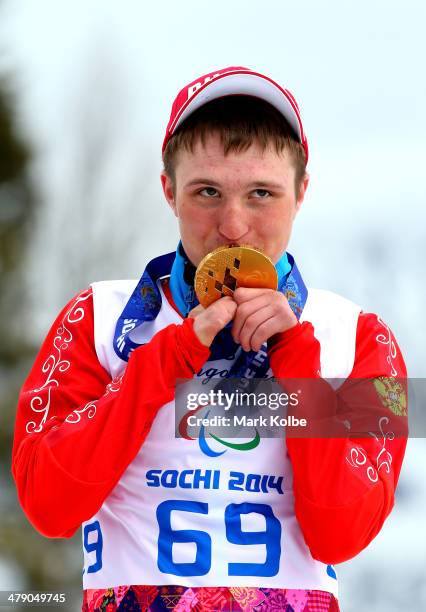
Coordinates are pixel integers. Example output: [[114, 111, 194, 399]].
[[162, 96, 307, 197]]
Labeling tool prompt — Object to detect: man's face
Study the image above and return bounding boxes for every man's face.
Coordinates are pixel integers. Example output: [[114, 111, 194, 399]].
[[161, 133, 309, 267]]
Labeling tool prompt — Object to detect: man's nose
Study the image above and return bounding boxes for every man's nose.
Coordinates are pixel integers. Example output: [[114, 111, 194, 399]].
[[217, 199, 249, 242]]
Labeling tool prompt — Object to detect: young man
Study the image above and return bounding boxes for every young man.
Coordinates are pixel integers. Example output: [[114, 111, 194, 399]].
[[13, 67, 407, 611]]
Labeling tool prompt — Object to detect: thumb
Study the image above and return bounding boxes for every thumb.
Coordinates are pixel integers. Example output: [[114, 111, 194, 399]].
[[188, 304, 205, 319], [208, 295, 238, 326]]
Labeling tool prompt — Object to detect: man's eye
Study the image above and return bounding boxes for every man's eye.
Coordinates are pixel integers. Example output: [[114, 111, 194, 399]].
[[199, 187, 219, 197], [252, 189, 271, 198]]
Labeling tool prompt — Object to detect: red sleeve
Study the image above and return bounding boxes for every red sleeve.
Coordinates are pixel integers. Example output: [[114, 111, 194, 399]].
[[12, 287, 210, 539], [268, 314, 407, 564]]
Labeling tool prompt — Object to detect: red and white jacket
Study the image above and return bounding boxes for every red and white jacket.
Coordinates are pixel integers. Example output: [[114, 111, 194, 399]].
[[12, 278, 407, 593]]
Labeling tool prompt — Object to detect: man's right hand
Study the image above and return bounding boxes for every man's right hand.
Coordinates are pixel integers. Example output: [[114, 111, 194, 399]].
[[188, 296, 237, 347]]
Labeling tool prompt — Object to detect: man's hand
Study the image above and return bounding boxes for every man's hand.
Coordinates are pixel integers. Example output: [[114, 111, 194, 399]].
[[188, 296, 237, 347], [231, 287, 298, 352]]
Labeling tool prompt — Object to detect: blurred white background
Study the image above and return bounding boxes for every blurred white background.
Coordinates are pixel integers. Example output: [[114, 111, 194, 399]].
[[1, 0, 425, 610]]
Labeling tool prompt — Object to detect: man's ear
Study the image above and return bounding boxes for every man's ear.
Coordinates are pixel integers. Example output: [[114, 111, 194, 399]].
[[295, 172, 310, 214], [160, 172, 177, 216]]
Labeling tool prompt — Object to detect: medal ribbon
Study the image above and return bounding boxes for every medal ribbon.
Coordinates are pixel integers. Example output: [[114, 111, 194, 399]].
[[113, 245, 308, 370]]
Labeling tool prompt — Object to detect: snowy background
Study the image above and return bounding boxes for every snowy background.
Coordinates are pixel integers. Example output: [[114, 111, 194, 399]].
[[0, 0, 425, 610]]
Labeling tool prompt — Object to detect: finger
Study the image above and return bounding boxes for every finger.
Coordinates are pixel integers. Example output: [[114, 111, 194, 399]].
[[238, 306, 276, 351], [233, 287, 276, 304], [192, 296, 237, 347], [250, 317, 285, 352], [207, 296, 237, 328], [231, 294, 274, 342], [214, 296, 238, 324], [188, 304, 205, 318]]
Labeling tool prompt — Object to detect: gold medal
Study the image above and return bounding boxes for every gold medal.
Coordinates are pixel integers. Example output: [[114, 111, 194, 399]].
[[195, 245, 278, 307]]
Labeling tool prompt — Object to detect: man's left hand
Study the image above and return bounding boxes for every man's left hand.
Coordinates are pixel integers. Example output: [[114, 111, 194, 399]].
[[231, 287, 298, 352]]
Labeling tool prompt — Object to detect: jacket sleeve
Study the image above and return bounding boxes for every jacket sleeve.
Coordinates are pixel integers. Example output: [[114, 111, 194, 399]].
[[12, 287, 210, 539], [268, 314, 407, 564]]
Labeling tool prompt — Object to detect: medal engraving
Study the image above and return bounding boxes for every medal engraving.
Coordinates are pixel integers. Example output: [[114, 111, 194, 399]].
[[195, 245, 278, 307]]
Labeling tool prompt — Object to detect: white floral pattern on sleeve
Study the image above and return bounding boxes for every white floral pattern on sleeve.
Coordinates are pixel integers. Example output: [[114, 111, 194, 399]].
[[26, 289, 92, 434]]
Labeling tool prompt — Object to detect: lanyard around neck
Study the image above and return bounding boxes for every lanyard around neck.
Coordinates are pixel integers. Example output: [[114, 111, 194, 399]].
[[113, 249, 308, 363]]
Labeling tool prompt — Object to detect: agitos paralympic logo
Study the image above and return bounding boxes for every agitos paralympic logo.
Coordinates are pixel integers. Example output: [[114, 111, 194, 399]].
[[178, 403, 260, 457]]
